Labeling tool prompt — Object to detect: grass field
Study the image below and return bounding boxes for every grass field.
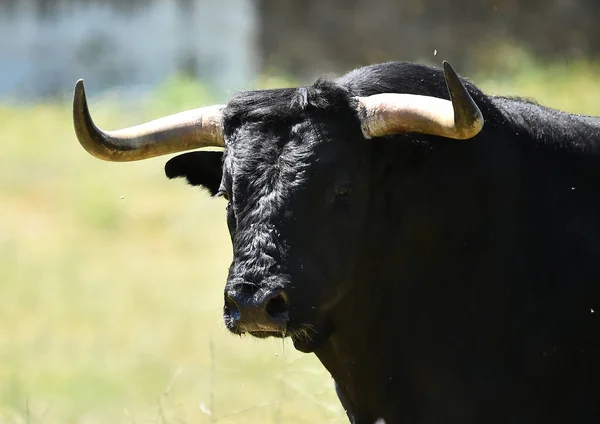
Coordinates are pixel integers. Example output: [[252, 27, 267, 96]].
[[2, 56, 600, 424]]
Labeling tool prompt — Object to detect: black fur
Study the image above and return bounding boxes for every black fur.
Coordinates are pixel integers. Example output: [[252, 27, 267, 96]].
[[164, 151, 223, 195], [165, 61, 600, 424]]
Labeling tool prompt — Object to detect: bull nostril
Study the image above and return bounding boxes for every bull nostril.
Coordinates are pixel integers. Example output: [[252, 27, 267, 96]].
[[265, 290, 289, 319], [224, 294, 241, 322]]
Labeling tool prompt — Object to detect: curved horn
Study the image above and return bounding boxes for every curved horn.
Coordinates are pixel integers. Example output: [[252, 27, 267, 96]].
[[73, 79, 225, 162], [355, 61, 484, 140]]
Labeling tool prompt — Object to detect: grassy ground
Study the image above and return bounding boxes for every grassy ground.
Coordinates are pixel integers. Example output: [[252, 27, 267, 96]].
[[2, 57, 600, 424]]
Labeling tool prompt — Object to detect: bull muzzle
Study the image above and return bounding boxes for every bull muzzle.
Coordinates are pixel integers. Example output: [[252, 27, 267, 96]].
[[224, 287, 290, 336]]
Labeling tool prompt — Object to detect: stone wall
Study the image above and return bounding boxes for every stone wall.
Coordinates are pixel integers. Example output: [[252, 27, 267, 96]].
[[0, 0, 258, 100]]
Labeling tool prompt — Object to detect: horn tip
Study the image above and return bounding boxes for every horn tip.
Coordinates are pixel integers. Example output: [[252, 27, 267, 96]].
[[73, 79, 87, 102], [442, 61, 458, 79]]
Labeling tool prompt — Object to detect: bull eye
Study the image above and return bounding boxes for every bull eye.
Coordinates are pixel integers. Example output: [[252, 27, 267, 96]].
[[333, 186, 352, 196], [216, 189, 230, 201]]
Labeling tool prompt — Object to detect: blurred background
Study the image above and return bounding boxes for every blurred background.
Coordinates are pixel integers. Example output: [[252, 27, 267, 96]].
[[2, 1, 600, 423]]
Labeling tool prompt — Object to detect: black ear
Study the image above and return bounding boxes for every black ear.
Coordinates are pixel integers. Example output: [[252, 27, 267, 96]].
[[165, 151, 223, 196]]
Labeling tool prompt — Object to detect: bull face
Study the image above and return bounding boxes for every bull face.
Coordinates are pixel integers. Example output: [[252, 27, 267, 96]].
[[222, 121, 372, 351], [167, 82, 374, 352]]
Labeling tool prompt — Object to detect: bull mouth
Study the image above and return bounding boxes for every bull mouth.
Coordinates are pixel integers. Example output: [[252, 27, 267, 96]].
[[226, 320, 328, 353], [247, 330, 287, 338], [247, 326, 327, 353]]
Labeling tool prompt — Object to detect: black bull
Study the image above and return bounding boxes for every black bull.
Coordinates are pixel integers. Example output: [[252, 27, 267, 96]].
[[73, 61, 600, 423]]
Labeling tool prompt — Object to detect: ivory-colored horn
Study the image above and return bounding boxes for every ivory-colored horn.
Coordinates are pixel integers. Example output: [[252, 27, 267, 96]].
[[355, 61, 484, 140], [73, 79, 225, 162]]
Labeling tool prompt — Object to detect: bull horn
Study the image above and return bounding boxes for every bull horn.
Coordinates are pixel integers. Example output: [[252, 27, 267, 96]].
[[73, 79, 225, 162], [355, 61, 484, 140]]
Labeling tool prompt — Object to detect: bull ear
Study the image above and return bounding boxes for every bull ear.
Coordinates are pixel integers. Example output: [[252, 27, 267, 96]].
[[164, 151, 223, 196]]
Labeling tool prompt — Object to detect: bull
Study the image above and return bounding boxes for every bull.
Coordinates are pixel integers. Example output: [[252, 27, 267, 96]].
[[72, 61, 600, 423]]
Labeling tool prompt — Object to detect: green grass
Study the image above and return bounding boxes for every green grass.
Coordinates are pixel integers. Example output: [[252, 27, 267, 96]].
[[2, 56, 600, 424]]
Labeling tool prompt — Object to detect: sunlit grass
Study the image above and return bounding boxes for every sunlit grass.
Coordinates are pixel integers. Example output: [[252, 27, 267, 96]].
[[2, 54, 600, 423]]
